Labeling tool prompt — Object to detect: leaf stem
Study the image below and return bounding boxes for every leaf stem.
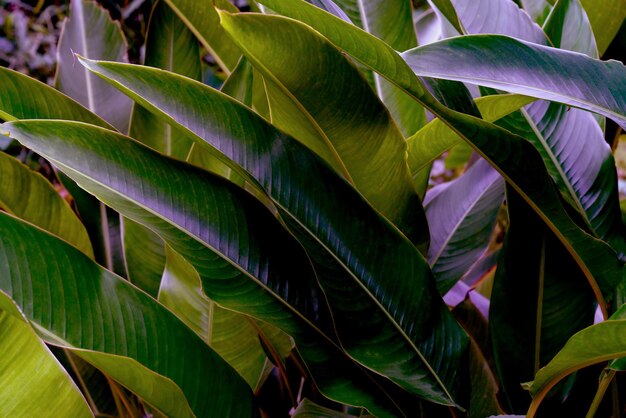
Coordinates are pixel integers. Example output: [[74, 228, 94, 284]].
[[586, 369, 616, 418]]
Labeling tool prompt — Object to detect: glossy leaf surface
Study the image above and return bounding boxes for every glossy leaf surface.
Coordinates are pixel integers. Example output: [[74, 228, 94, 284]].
[[580, 0, 626, 55], [78, 59, 469, 406], [0, 67, 110, 127], [163, 0, 241, 72], [525, 317, 626, 414], [490, 190, 597, 413], [257, 0, 622, 303], [402, 35, 626, 129], [407, 94, 536, 175], [0, 211, 255, 417], [220, 12, 428, 244], [158, 246, 292, 389], [2, 119, 404, 417]]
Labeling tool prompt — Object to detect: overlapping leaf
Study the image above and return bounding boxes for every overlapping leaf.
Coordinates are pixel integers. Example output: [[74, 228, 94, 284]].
[[322, 0, 426, 136], [402, 35, 626, 129], [2, 120, 406, 417], [579, 0, 626, 55], [220, 12, 428, 245], [77, 55, 469, 405], [258, 0, 622, 304], [0, 152, 93, 257], [0, 211, 254, 417], [158, 246, 293, 389], [163, 0, 241, 73], [425, 159, 504, 294], [490, 189, 597, 413], [524, 307, 626, 416], [0, 293, 92, 418]]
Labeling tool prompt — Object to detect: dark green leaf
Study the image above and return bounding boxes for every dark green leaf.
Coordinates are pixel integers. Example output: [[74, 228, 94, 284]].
[[2, 119, 405, 417], [78, 57, 469, 406]]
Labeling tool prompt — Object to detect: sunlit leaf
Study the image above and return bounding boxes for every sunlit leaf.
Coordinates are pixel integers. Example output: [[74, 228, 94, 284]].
[[0, 152, 93, 258], [0, 211, 255, 417], [0, 292, 92, 418]]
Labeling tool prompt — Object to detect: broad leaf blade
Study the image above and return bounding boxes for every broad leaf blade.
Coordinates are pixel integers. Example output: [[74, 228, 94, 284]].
[[219, 12, 429, 245], [544, 0, 598, 57], [402, 35, 626, 129], [259, 0, 622, 305], [0, 293, 92, 418], [580, 0, 626, 55], [0, 211, 255, 417], [129, 0, 200, 159], [163, 0, 241, 73], [325, 0, 426, 136], [525, 318, 626, 414], [425, 159, 505, 294], [0, 67, 111, 127], [407, 94, 536, 175], [55, 0, 132, 131], [2, 120, 404, 417], [490, 189, 597, 413], [158, 246, 292, 388], [446, 0, 624, 256], [435, 0, 548, 44], [79, 57, 472, 407], [0, 152, 93, 258], [125, 0, 203, 294]]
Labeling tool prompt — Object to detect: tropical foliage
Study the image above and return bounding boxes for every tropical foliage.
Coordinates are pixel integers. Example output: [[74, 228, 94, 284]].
[[0, 0, 625, 416]]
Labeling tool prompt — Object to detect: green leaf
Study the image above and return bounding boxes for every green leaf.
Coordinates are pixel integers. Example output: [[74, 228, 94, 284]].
[[402, 35, 626, 129], [259, 0, 621, 306], [0, 292, 92, 418], [129, 0, 200, 159], [55, 0, 132, 131], [122, 218, 165, 297], [0, 67, 111, 127], [78, 56, 471, 407], [524, 316, 626, 415], [158, 245, 292, 389], [2, 120, 404, 417], [163, 0, 241, 73], [427, 0, 465, 34], [219, 11, 429, 245], [425, 159, 504, 294], [323, 0, 426, 136], [490, 189, 597, 413], [124, 0, 203, 295], [580, 0, 626, 55], [292, 399, 360, 417], [0, 211, 255, 417], [544, 0, 598, 57], [407, 94, 536, 176], [0, 66, 118, 270], [0, 152, 93, 258], [497, 102, 624, 257]]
